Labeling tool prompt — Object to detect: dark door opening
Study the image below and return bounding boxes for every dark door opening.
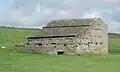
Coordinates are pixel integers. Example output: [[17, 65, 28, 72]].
[[57, 51, 64, 55]]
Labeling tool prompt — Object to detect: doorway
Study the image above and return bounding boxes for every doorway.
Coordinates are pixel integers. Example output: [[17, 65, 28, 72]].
[[57, 51, 64, 55]]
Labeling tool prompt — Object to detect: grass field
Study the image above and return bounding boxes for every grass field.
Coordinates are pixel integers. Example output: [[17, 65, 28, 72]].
[[0, 27, 120, 72]]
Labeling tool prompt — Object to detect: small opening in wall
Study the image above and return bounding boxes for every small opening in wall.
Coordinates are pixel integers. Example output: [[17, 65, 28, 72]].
[[76, 45, 78, 47], [64, 44, 67, 46], [66, 38, 69, 39], [98, 36, 102, 37], [37, 43, 42, 46], [88, 42, 90, 44], [95, 42, 97, 45], [100, 42, 103, 44], [91, 42, 93, 44], [51, 43, 56, 45], [57, 44, 60, 45], [26, 42, 30, 45], [57, 51, 64, 55]]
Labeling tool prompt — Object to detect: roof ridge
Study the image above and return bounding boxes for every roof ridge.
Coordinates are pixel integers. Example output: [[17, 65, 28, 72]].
[[46, 17, 99, 27], [50, 17, 97, 21]]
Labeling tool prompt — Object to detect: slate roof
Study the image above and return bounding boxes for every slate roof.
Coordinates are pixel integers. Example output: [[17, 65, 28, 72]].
[[30, 18, 99, 38], [41, 26, 87, 36], [46, 18, 96, 27]]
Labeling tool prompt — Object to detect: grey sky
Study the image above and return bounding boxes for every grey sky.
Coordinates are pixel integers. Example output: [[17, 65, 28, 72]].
[[2, 0, 120, 32]]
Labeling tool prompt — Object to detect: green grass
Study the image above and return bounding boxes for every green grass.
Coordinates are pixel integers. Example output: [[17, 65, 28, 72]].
[[1, 27, 120, 72]]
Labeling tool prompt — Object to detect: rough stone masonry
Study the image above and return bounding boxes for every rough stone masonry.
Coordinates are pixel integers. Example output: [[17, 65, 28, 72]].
[[14, 18, 108, 55]]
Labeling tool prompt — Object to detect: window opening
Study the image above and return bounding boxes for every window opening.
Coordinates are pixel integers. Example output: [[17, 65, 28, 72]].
[[100, 42, 103, 44], [95, 42, 97, 45], [64, 44, 67, 46], [98, 36, 102, 37], [26, 42, 30, 45], [88, 42, 90, 44], [76, 45, 78, 47], [51, 43, 56, 45], [36, 43, 42, 46], [88, 45, 89, 47], [91, 42, 93, 44]]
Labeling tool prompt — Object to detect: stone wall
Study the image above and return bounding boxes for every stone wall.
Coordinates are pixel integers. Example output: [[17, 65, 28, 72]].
[[15, 36, 77, 55], [75, 19, 108, 55]]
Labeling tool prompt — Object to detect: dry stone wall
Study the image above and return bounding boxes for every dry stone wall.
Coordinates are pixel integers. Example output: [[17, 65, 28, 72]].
[[15, 37, 77, 55]]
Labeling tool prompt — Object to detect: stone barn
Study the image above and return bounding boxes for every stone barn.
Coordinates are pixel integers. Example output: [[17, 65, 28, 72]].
[[15, 17, 108, 55]]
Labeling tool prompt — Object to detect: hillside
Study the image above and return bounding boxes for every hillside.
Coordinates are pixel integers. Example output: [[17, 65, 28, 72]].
[[0, 27, 40, 46], [1, 27, 120, 72], [108, 33, 120, 38]]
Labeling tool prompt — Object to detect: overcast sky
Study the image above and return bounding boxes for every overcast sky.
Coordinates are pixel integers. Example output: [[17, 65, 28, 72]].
[[0, 0, 120, 32]]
